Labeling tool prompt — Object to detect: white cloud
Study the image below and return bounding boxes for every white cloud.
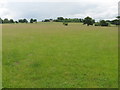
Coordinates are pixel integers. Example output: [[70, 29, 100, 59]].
[[0, 0, 119, 21]]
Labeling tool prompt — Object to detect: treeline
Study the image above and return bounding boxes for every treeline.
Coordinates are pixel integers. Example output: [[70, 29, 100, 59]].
[[42, 16, 120, 26], [0, 16, 120, 26], [95, 16, 120, 26], [0, 18, 37, 24], [42, 17, 83, 23]]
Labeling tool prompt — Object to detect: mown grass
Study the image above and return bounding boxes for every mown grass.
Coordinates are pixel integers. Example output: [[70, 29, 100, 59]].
[[2, 22, 118, 88]]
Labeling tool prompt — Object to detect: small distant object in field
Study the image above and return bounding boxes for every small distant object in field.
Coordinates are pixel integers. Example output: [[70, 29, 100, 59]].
[[63, 22, 68, 26]]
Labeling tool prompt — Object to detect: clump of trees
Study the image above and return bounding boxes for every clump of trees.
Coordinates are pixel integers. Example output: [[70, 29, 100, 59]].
[[42, 17, 83, 23], [94, 16, 120, 26], [0, 18, 37, 24], [55, 17, 64, 22], [83, 16, 95, 26], [94, 20, 109, 26], [63, 18, 83, 23], [18, 19, 28, 23], [105, 16, 120, 26], [42, 19, 53, 22], [94, 22, 100, 26], [110, 19, 119, 25], [54, 17, 83, 23], [30, 18, 37, 23], [100, 20, 109, 26], [0, 18, 14, 24]]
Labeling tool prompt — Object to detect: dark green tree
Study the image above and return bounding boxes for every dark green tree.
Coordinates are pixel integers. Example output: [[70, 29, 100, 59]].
[[94, 22, 100, 26], [116, 16, 120, 19], [30, 18, 34, 23], [57, 17, 64, 20], [18, 19, 23, 23], [100, 20, 109, 26], [33, 19, 37, 23], [43, 19, 50, 22], [3, 18, 9, 23], [0, 18, 3, 24], [83, 16, 95, 26], [116, 16, 120, 25], [18, 19, 28, 23], [9, 19, 14, 23], [23, 19, 28, 23], [15, 21, 18, 23]]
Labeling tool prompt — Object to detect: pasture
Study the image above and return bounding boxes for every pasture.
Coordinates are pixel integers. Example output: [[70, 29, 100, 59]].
[[2, 22, 118, 88]]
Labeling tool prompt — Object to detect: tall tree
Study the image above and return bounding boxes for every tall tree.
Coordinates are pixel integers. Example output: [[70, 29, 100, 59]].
[[83, 16, 95, 26], [23, 19, 28, 23], [9, 19, 14, 23], [0, 18, 3, 23], [3, 18, 9, 23], [30, 18, 34, 23], [18, 19, 23, 23]]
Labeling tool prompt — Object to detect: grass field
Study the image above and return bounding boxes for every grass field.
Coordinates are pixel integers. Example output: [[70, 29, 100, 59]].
[[2, 22, 118, 88]]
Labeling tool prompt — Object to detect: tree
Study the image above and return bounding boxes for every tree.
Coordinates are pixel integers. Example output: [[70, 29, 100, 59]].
[[53, 18, 83, 23], [0, 18, 3, 24], [23, 19, 28, 23], [30, 18, 34, 23], [9, 19, 14, 23], [54, 17, 64, 22], [33, 19, 37, 23], [83, 16, 95, 26], [116, 16, 120, 25], [3, 18, 9, 23], [94, 22, 100, 26], [18, 19, 23, 23], [43, 19, 50, 22], [15, 21, 18, 23], [116, 16, 120, 19], [57, 17, 64, 20], [18, 19, 28, 23], [100, 20, 109, 26]]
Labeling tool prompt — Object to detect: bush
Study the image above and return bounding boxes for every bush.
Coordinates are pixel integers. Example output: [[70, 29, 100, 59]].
[[100, 20, 109, 26], [94, 22, 100, 26], [63, 22, 68, 26]]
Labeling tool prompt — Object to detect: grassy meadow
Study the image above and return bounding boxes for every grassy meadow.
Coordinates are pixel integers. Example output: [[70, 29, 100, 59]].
[[2, 22, 118, 88]]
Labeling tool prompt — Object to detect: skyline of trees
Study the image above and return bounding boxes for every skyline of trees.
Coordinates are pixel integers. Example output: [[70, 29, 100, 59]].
[[0, 18, 37, 24], [0, 16, 120, 26]]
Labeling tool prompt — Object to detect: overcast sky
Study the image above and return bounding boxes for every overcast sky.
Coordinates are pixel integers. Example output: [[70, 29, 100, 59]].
[[0, 0, 119, 21]]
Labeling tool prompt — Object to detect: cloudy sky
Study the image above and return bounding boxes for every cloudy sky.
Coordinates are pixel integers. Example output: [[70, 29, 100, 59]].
[[0, 0, 119, 21]]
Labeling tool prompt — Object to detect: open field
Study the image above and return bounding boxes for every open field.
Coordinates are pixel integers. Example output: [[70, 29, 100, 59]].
[[2, 22, 118, 88]]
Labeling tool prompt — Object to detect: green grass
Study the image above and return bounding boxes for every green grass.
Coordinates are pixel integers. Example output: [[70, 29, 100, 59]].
[[3, 22, 118, 88]]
